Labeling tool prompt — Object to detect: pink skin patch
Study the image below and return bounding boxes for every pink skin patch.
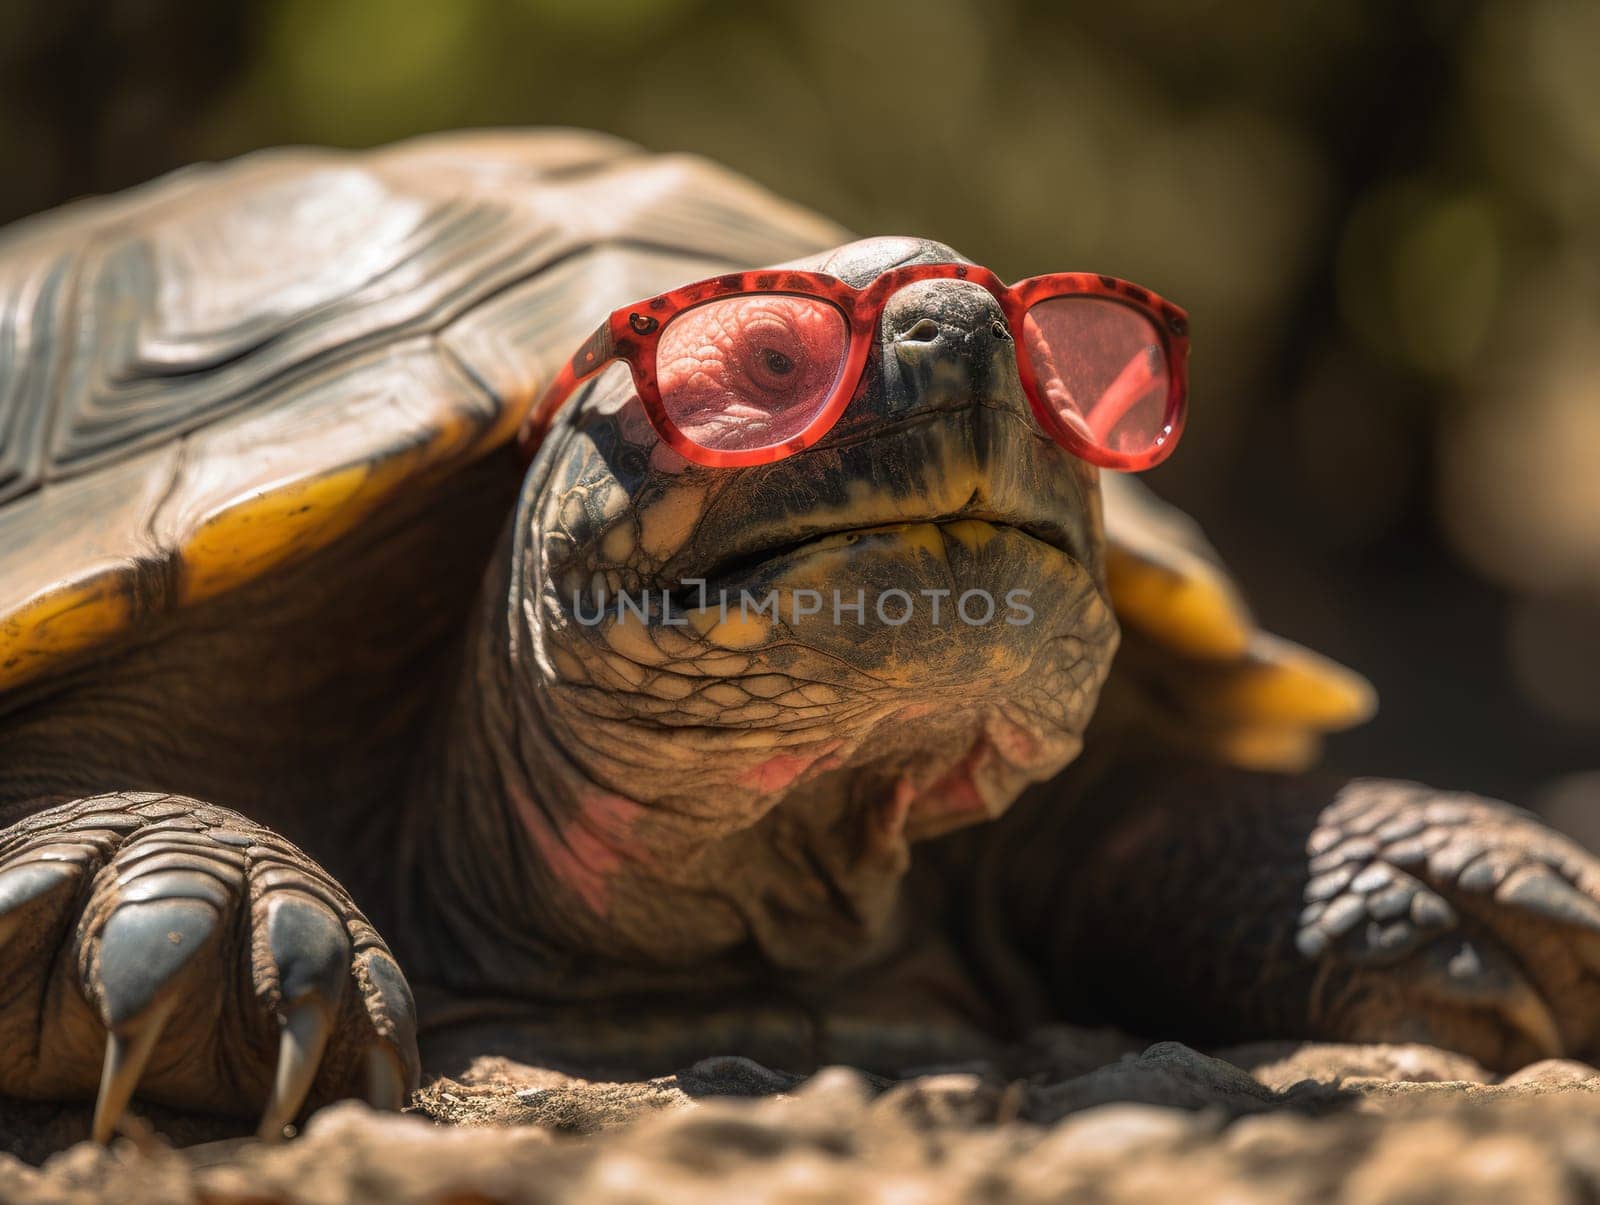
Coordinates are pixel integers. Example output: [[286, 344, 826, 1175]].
[[870, 778, 916, 856], [649, 441, 691, 473], [904, 739, 1005, 841], [509, 785, 647, 916], [579, 788, 651, 854], [737, 741, 842, 793], [985, 713, 1043, 767]]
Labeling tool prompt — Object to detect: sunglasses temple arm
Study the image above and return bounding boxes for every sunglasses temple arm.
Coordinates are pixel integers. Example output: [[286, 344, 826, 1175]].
[[516, 321, 618, 462]]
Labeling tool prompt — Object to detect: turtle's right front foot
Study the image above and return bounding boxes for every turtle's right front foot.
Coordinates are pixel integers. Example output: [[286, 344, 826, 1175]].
[[0, 792, 418, 1140]]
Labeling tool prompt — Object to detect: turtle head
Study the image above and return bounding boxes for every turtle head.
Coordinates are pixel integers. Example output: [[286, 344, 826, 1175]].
[[495, 237, 1120, 968]]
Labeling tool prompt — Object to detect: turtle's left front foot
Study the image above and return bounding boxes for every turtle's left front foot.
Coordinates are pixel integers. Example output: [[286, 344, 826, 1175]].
[[1037, 767, 1600, 1071], [1295, 781, 1600, 1068]]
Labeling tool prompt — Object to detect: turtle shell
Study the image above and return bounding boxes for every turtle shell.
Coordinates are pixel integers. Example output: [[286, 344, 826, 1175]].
[[0, 130, 846, 694], [1100, 471, 1375, 770]]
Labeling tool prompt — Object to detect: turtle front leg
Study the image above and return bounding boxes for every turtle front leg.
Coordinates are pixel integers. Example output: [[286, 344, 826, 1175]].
[[992, 764, 1600, 1071], [0, 792, 418, 1140]]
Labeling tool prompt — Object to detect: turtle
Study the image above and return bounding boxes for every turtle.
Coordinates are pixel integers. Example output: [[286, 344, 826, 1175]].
[[2, 129, 1599, 1147]]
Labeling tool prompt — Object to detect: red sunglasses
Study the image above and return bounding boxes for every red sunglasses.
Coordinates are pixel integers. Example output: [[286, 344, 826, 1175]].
[[517, 263, 1189, 472]]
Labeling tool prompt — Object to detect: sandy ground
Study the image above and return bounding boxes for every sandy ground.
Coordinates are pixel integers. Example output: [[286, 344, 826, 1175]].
[[4, 1035, 1600, 1203]]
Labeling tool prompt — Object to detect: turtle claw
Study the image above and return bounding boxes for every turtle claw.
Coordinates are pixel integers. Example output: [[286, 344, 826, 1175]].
[[1413, 934, 1565, 1061], [0, 861, 78, 947], [265, 893, 354, 1003], [87, 897, 221, 1144], [92, 996, 177, 1143], [352, 947, 419, 1112], [95, 899, 222, 1027], [258, 997, 333, 1141], [364, 1044, 406, 1112], [257, 893, 351, 1140]]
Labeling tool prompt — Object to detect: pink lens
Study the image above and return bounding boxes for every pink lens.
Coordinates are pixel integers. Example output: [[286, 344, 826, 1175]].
[[1021, 297, 1172, 458], [655, 295, 850, 452]]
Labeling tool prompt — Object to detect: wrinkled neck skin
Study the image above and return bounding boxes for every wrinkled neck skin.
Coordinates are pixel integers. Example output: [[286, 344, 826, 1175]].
[[404, 238, 1121, 1002]]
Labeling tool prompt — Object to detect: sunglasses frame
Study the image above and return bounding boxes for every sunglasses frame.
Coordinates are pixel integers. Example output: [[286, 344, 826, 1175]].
[[517, 263, 1190, 472]]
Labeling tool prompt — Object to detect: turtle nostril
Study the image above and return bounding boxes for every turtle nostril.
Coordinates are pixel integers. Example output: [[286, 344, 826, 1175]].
[[900, 318, 941, 344]]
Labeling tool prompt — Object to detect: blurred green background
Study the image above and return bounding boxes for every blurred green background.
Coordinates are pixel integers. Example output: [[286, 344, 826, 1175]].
[[2, 0, 1597, 823]]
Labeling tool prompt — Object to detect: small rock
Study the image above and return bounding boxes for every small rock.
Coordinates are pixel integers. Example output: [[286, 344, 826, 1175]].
[[791, 1066, 879, 1111], [1343, 1122, 1570, 1204], [1222, 1110, 1325, 1161], [1501, 1059, 1600, 1088], [1221, 1041, 1493, 1090], [871, 1072, 1008, 1129], [674, 1055, 803, 1098], [1038, 1102, 1205, 1159], [1028, 1041, 1280, 1122]]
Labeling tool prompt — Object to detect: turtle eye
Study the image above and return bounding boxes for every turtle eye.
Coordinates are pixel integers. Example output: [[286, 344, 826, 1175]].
[[655, 295, 849, 453], [1021, 297, 1173, 461]]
